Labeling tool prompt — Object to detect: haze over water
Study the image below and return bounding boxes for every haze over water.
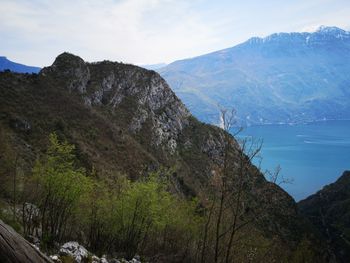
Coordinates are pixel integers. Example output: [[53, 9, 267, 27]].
[[239, 120, 350, 201]]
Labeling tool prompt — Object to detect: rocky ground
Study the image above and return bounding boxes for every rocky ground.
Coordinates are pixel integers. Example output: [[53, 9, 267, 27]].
[[1, 218, 143, 263], [50, 241, 142, 263]]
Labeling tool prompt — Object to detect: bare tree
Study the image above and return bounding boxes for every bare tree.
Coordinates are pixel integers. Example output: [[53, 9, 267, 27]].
[[13, 155, 18, 221], [200, 107, 291, 263]]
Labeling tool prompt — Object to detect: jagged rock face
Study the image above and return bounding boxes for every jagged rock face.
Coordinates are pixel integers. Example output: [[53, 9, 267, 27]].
[[200, 130, 240, 166], [40, 53, 190, 154], [41, 53, 90, 94]]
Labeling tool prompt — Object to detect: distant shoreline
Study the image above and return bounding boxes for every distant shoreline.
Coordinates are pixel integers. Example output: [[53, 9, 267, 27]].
[[233, 118, 350, 129]]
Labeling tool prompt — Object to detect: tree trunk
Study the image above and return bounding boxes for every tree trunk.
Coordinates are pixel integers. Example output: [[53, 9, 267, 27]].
[[0, 219, 53, 263]]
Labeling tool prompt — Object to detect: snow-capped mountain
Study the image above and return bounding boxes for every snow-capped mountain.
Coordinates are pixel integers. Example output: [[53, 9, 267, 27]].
[[158, 26, 350, 125]]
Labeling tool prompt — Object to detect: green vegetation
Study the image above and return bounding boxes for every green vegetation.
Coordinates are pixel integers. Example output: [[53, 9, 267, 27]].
[[29, 133, 92, 247], [18, 133, 201, 260], [82, 171, 203, 259], [8, 133, 319, 262], [0, 130, 327, 262]]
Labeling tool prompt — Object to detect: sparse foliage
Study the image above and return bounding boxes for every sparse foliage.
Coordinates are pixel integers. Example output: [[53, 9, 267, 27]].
[[198, 107, 291, 263], [30, 133, 92, 246]]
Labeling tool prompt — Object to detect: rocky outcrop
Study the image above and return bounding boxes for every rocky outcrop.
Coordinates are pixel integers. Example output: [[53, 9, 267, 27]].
[[53, 241, 142, 263], [0, 219, 52, 263], [40, 52, 90, 94], [40, 53, 190, 154]]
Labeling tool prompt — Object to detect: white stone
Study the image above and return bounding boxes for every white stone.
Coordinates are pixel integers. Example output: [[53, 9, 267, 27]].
[[50, 255, 62, 263], [91, 255, 100, 263], [59, 241, 89, 263]]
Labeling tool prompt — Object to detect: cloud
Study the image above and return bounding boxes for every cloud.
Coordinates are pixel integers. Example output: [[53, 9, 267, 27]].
[[1, 0, 349, 66], [0, 0, 221, 66]]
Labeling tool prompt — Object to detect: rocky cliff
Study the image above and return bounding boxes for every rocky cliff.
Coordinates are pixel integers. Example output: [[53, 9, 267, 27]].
[[41, 53, 190, 155]]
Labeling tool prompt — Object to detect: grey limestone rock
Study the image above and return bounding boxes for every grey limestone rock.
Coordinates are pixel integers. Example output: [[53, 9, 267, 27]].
[[43, 53, 191, 154], [59, 241, 89, 263]]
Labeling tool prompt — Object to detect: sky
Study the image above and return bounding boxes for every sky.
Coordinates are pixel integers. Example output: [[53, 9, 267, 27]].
[[1, 0, 350, 67]]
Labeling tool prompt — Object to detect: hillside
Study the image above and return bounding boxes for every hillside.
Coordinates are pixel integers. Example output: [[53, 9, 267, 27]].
[[0, 53, 327, 262], [158, 26, 350, 125], [298, 171, 350, 263], [0, 56, 40, 74]]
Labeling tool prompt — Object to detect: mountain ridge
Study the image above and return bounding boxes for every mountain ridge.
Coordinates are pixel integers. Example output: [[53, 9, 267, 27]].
[[0, 56, 41, 74], [158, 26, 350, 125]]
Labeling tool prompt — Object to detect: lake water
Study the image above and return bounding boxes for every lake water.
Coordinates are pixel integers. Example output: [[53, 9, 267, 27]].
[[237, 120, 350, 201]]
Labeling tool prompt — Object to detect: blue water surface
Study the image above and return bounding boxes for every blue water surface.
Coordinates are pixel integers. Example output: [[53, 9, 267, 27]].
[[237, 120, 350, 201]]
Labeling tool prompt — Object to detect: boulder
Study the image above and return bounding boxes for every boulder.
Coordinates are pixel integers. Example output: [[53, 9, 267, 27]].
[[59, 241, 89, 263], [50, 255, 62, 263], [91, 255, 100, 263]]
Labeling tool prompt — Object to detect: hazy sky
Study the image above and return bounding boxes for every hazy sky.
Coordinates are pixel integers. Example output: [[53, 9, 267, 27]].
[[1, 0, 350, 66]]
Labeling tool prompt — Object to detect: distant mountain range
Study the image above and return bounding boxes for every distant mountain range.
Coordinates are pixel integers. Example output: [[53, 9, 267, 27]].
[[142, 63, 168, 70], [158, 26, 350, 125], [0, 56, 40, 74], [0, 55, 168, 74]]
